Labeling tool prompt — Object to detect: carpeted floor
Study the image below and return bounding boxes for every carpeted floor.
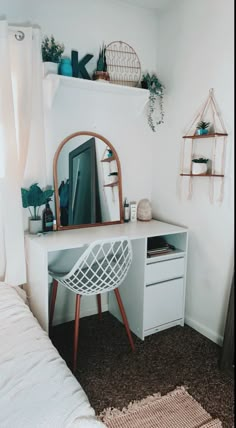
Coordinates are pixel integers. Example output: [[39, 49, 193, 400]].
[[51, 312, 234, 428]]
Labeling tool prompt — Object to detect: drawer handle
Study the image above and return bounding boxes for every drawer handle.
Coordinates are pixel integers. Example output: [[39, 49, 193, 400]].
[[147, 256, 184, 266], [146, 276, 183, 287]]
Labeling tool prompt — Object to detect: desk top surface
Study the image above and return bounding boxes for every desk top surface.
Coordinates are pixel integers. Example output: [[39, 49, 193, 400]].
[[25, 219, 188, 252]]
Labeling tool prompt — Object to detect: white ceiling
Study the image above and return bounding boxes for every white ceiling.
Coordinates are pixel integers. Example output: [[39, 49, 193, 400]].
[[119, 0, 172, 9]]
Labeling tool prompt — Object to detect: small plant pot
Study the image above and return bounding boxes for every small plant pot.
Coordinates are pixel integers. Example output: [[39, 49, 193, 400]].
[[192, 162, 208, 175], [108, 174, 118, 183], [43, 62, 59, 77], [141, 80, 148, 89], [29, 217, 42, 234], [197, 129, 208, 135], [93, 71, 110, 81]]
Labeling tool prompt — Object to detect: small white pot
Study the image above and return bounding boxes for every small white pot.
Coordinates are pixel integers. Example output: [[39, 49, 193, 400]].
[[109, 175, 118, 183], [43, 62, 59, 77], [29, 218, 42, 235], [192, 162, 208, 175]]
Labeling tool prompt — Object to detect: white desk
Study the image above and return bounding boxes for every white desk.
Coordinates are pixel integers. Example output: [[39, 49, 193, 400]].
[[25, 219, 188, 339]]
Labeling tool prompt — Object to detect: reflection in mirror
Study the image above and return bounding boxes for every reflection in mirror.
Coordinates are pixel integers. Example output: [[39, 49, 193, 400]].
[[54, 132, 123, 230]]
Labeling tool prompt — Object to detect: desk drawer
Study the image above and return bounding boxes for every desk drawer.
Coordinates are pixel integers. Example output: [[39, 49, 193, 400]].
[[144, 278, 184, 331], [146, 257, 185, 285]]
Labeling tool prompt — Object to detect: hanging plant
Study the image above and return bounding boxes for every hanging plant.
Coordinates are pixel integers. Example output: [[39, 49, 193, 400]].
[[141, 73, 165, 132]]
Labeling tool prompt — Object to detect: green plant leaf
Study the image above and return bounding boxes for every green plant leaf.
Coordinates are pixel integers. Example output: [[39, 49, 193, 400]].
[[21, 188, 29, 208]]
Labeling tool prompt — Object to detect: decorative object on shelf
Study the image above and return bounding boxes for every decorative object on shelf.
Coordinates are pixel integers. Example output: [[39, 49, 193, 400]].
[[192, 157, 209, 175], [71, 50, 93, 79], [105, 41, 141, 87], [108, 171, 118, 183], [137, 198, 152, 221], [42, 198, 54, 232], [123, 197, 130, 222], [93, 43, 110, 81], [141, 73, 164, 132], [41, 35, 64, 76], [196, 120, 210, 135], [180, 88, 228, 203], [107, 148, 113, 158], [59, 57, 73, 77], [21, 183, 54, 234], [130, 201, 137, 222]]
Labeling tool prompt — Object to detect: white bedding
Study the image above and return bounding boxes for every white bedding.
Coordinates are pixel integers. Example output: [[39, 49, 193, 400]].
[[0, 283, 105, 428]]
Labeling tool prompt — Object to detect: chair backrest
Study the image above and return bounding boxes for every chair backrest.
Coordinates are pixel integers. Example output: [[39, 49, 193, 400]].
[[56, 237, 132, 296]]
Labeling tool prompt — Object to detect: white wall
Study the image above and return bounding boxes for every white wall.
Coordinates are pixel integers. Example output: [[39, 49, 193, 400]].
[[152, 0, 234, 344]]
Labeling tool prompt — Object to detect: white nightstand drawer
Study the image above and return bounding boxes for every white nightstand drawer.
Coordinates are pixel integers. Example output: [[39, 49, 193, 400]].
[[144, 278, 184, 331], [146, 257, 185, 285]]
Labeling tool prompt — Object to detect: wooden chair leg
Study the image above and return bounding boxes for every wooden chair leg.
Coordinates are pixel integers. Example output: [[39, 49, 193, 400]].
[[73, 294, 81, 373], [49, 279, 58, 331], [97, 294, 102, 320], [114, 288, 135, 352]]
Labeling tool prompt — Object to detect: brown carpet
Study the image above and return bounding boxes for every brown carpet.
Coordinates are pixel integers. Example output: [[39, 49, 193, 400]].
[[99, 387, 222, 428], [51, 312, 234, 428]]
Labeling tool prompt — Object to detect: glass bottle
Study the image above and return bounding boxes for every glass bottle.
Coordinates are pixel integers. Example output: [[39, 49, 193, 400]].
[[42, 200, 54, 232], [124, 197, 130, 223]]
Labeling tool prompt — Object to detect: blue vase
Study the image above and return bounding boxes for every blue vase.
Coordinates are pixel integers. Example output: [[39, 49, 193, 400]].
[[59, 58, 73, 77], [197, 129, 208, 135]]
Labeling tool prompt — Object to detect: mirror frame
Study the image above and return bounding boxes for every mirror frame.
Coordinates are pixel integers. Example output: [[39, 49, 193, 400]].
[[53, 131, 123, 230]]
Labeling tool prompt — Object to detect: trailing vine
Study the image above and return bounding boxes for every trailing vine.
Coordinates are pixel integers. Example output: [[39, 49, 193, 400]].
[[141, 73, 164, 132]]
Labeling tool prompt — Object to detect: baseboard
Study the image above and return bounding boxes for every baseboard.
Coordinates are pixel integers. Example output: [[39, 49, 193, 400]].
[[53, 303, 109, 326], [185, 316, 223, 346]]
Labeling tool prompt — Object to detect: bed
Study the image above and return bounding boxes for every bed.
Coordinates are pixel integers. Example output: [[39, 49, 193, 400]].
[[0, 282, 105, 428]]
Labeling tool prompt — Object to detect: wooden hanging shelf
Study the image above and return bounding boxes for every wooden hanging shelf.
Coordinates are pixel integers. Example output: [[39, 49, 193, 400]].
[[182, 132, 228, 139], [101, 156, 116, 163], [180, 173, 224, 177], [104, 182, 118, 188]]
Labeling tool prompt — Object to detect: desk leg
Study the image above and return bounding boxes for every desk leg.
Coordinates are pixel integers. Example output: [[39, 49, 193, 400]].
[[25, 238, 49, 333]]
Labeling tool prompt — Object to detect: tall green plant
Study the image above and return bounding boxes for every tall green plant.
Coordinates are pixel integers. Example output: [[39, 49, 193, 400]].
[[96, 43, 107, 72], [141, 73, 164, 132], [21, 183, 54, 220]]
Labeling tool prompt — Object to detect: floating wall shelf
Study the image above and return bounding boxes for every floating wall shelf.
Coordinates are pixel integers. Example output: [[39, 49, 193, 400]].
[[104, 182, 118, 188], [179, 89, 228, 202], [101, 156, 116, 163], [182, 133, 228, 139], [43, 74, 149, 109]]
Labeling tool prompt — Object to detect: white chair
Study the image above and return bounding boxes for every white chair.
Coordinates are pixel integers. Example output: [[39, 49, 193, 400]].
[[49, 237, 135, 372]]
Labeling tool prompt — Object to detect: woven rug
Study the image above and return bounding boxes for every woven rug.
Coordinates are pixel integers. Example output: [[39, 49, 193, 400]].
[[99, 387, 222, 428]]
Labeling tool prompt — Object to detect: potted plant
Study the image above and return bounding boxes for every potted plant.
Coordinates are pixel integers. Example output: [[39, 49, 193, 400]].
[[21, 183, 54, 234], [107, 148, 113, 158], [196, 120, 210, 135], [41, 35, 64, 76], [192, 157, 209, 175], [93, 43, 110, 81], [141, 73, 164, 132], [108, 172, 118, 183]]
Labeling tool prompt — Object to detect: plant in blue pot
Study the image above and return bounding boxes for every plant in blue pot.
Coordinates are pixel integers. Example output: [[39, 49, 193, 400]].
[[59, 57, 73, 77], [196, 120, 210, 135]]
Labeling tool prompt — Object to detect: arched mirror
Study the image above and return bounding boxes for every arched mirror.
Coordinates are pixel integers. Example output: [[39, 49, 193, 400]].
[[53, 131, 123, 230]]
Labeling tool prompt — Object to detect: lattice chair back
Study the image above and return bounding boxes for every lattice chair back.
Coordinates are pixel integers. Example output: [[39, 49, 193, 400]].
[[52, 237, 132, 296]]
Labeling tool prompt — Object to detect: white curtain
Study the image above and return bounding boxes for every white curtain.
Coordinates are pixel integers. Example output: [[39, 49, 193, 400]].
[[0, 21, 46, 286]]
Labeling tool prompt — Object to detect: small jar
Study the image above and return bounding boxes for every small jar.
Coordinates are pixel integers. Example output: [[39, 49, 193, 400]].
[[59, 58, 73, 77]]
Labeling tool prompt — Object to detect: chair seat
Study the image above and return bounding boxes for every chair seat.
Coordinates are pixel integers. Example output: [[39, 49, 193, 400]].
[[49, 256, 124, 295]]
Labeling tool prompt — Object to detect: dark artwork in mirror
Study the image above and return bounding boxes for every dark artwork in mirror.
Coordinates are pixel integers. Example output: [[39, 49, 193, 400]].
[[53, 132, 123, 230]]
